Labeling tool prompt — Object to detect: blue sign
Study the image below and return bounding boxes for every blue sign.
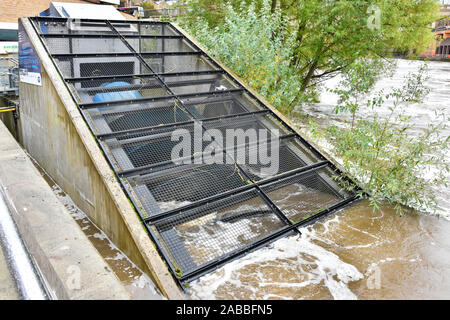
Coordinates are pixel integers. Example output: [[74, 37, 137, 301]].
[[18, 23, 42, 86]]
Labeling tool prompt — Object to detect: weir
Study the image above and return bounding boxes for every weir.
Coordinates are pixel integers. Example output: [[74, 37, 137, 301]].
[[22, 16, 358, 292]]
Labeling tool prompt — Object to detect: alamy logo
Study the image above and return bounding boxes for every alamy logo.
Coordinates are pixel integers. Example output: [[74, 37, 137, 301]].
[[171, 122, 280, 178], [367, 5, 382, 31], [67, 18, 83, 31], [366, 265, 381, 290]]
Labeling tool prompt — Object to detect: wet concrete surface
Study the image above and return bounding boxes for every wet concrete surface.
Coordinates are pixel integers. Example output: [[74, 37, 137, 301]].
[[31, 158, 165, 300], [0, 245, 19, 300]]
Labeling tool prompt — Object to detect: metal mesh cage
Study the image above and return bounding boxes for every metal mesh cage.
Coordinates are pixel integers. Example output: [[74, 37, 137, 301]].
[[126, 162, 249, 217], [167, 73, 240, 95], [45, 36, 132, 54], [129, 37, 195, 54], [52, 56, 147, 78], [151, 188, 287, 274], [234, 137, 320, 181], [69, 77, 170, 104], [30, 17, 357, 287]]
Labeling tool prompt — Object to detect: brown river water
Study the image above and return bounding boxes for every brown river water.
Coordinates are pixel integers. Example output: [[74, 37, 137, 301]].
[[186, 59, 450, 300]]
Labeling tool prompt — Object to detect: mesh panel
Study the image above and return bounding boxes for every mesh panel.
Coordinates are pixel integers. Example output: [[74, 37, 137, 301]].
[[52, 56, 147, 78], [261, 166, 348, 223], [129, 23, 180, 37], [45, 36, 132, 54], [144, 55, 218, 74], [31, 17, 356, 285], [83, 100, 193, 136], [182, 91, 263, 119], [151, 188, 287, 274], [126, 162, 249, 217], [68, 77, 170, 104], [168, 73, 240, 95], [137, 23, 164, 36], [232, 137, 320, 181], [203, 113, 292, 142], [102, 122, 210, 171], [126, 37, 195, 54], [35, 20, 117, 35]]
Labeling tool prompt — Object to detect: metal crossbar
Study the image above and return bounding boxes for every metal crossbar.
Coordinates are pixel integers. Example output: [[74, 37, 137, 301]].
[[78, 89, 245, 109], [30, 16, 359, 290], [41, 33, 184, 39], [96, 109, 271, 141], [52, 51, 202, 58], [65, 70, 225, 82]]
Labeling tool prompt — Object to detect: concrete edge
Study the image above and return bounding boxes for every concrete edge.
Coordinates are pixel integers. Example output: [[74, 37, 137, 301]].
[[21, 18, 184, 299], [0, 120, 132, 300]]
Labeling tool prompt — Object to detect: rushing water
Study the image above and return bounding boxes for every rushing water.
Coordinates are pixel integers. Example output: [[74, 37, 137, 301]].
[[187, 59, 450, 300], [298, 59, 450, 219]]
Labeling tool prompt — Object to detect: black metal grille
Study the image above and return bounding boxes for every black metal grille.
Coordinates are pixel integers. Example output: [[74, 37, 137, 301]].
[[152, 188, 286, 274], [30, 16, 358, 288]]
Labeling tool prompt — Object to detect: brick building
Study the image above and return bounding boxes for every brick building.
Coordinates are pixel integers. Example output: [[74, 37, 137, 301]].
[[0, 0, 131, 23], [422, 3, 450, 58]]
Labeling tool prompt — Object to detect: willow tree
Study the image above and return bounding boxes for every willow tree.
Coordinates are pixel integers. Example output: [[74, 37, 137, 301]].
[[278, 0, 440, 94], [180, 0, 440, 109]]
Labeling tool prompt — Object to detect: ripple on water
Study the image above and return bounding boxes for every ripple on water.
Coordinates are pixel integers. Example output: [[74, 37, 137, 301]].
[[187, 199, 450, 300]]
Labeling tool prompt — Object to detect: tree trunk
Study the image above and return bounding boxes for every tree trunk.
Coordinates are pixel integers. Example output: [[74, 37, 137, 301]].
[[300, 59, 319, 92], [271, 0, 277, 13], [291, 22, 305, 66]]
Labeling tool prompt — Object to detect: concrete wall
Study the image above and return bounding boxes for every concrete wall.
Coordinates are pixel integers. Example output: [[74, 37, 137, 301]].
[[17, 18, 182, 299], [0, 120, 133, 300]]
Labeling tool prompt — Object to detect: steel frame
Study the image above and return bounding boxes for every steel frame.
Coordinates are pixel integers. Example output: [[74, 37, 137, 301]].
[[78, 89, 245, 109], [30, 16, 360, 290], [65, 70, 225, 82]]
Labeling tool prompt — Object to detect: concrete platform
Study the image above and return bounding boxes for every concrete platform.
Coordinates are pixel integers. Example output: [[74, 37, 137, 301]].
[[0, 245, 19, 300], [17, 19, 183, 299], [0, 120, 132, 299]]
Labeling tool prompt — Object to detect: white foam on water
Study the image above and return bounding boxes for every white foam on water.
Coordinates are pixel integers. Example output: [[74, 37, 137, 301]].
[[92, 232, 108, 240], [51, 184, 88, 220], [48, 174, 164, 298], [105, 252, 126, 261], [177, 203, 273, 264], [188, 216, 363, 300]]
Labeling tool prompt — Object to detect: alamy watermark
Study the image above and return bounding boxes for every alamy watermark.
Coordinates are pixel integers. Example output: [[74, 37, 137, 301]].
[[367, 5, 382, 31], [171, 122, 280, 177], [66, 265, 81, 290], [366, 265, 381, 290]]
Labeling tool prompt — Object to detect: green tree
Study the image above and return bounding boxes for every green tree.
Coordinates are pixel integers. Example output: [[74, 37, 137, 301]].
[[181, 0, 440, 106], [179, 1, 448, 214], [141, 1, 155, 10], [182, 0, 266, 27], [319, 64, 450, 214], [179, 3, 304, 114], [280, 0, 439, 104]]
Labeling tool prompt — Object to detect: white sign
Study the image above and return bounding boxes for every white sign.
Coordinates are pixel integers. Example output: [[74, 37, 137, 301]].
[[19, 24, 42, 86], [0, 42, 18, 54]]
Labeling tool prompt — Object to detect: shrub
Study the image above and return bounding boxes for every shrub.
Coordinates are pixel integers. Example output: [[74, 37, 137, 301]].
[[178, 1, 310, 115]]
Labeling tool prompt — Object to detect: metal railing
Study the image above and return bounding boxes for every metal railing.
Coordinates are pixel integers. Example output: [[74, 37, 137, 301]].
[[0, 56, 18, 96]]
